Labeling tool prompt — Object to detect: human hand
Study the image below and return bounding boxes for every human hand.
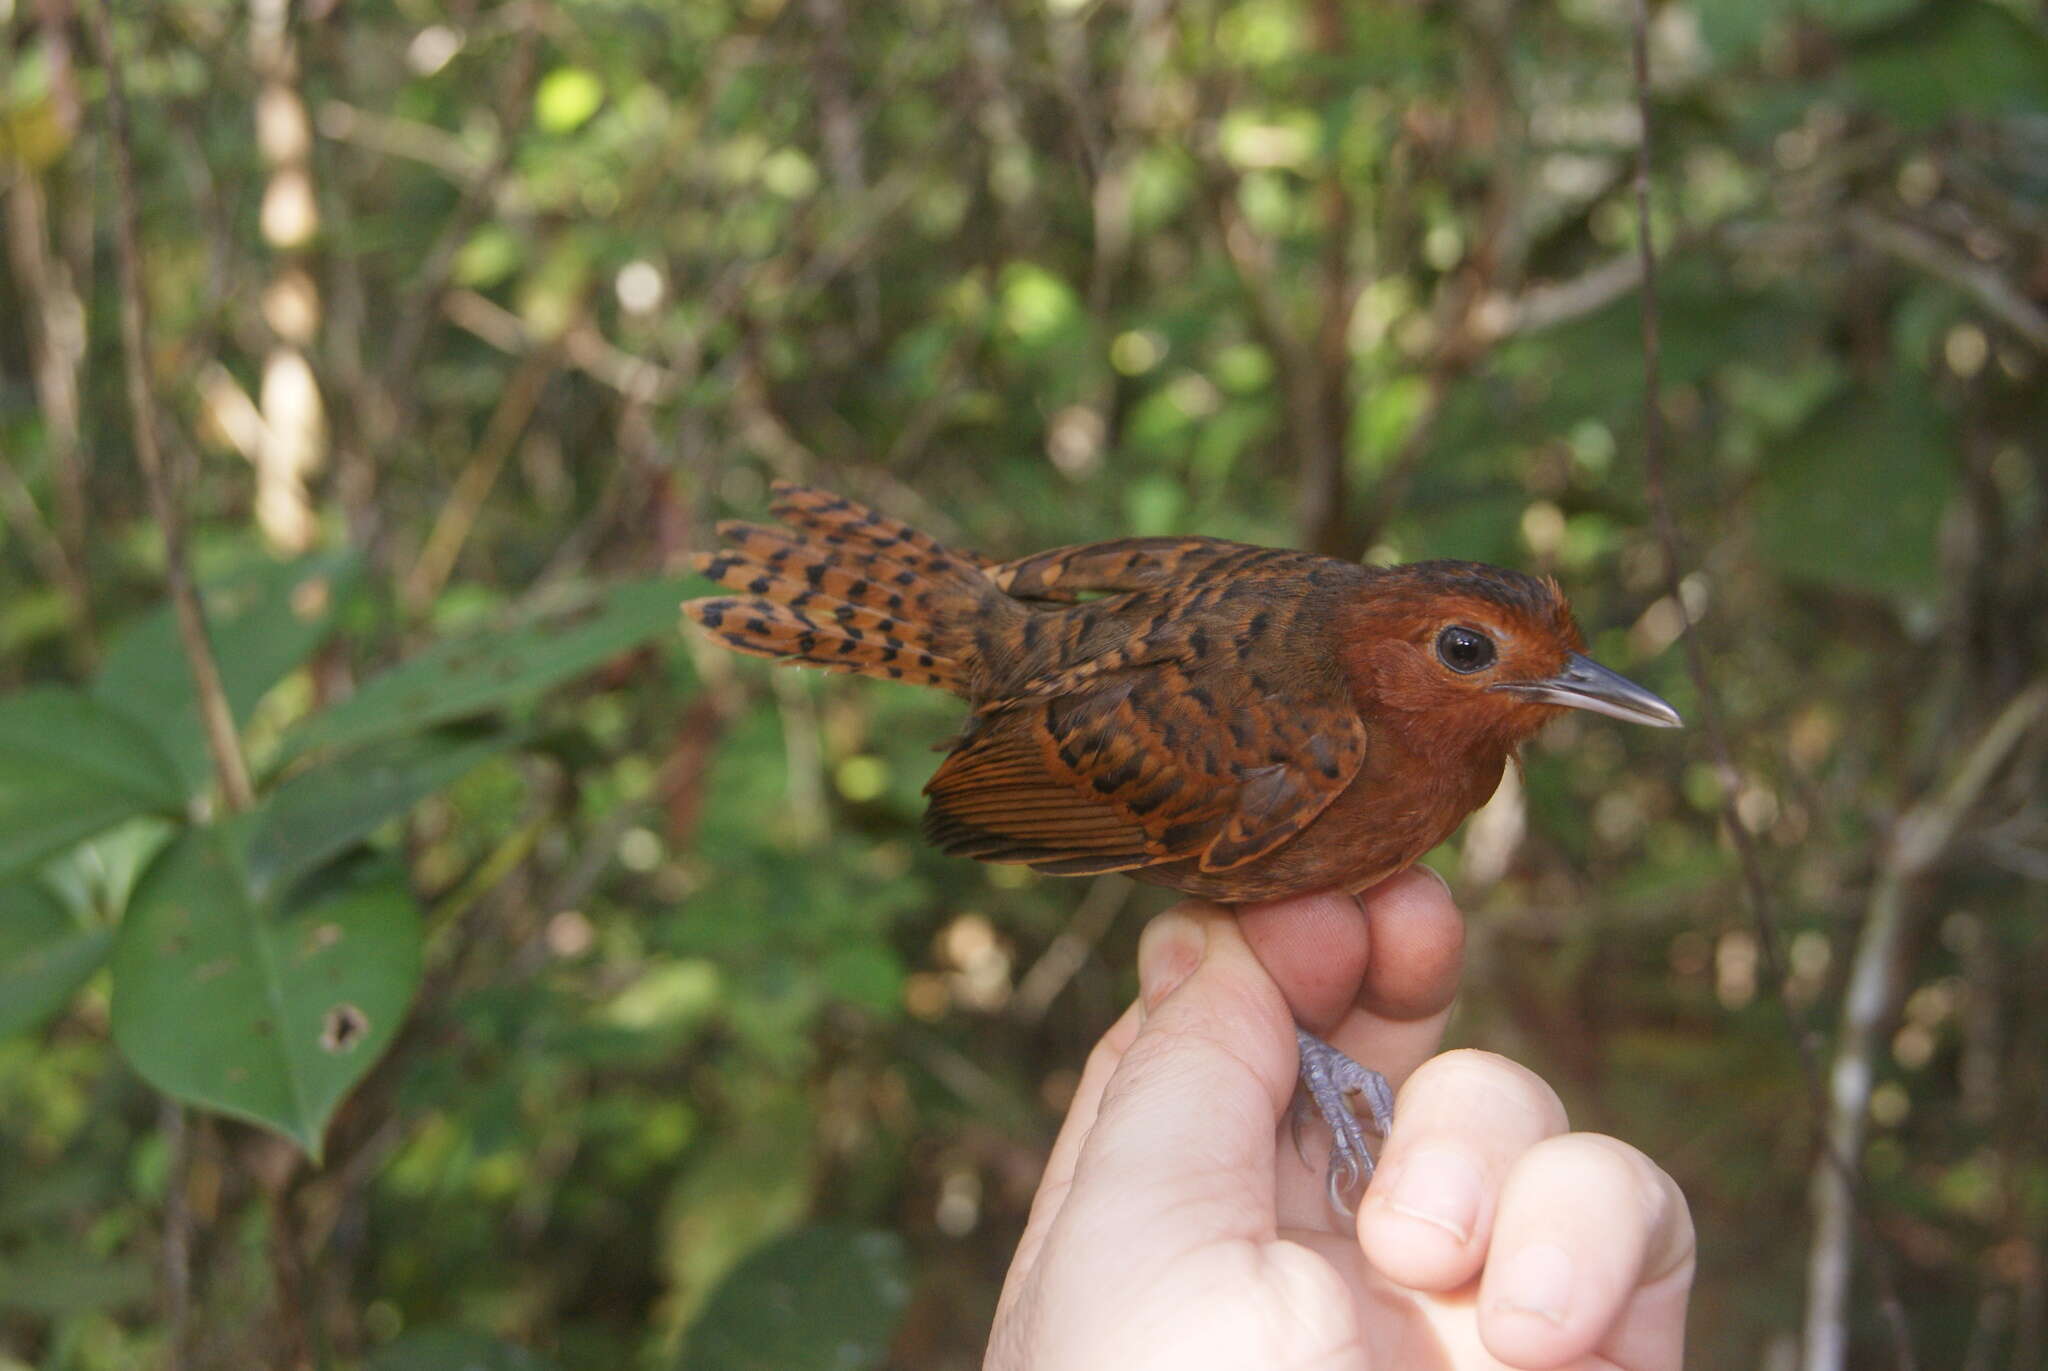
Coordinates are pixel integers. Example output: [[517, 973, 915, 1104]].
[[986, 870, 1694, 1370]]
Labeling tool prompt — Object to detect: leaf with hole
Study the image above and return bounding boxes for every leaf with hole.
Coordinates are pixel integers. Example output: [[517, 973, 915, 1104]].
[[274, 575, 692, 763], [0, 877, 110, 1039], [110, 824, 421, 1158], [0, 688, 187, 881]]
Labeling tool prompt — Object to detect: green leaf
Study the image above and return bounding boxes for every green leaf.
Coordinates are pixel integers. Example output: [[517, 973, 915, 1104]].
[[367, 1329, 562, 1371], [275, 576, 691, 764], [110, 824, 422, 1158], [248, 728, 514, 901], [1843, 2, 2048, 128], [678, 1226, 911, 1371], [1756, 383, 1957, 597], [0, 877, 110, 1039], [1698, 0, 1918, 60], [92, 551, 356, 795], [0, 688, 187, 880]]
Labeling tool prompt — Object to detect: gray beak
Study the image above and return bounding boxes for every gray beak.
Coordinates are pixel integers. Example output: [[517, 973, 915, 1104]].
[[1494, 652, 1684, 728]]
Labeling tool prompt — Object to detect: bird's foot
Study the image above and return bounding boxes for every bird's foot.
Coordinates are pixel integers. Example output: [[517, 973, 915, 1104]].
[[1292, 1027, 1395, 1216]]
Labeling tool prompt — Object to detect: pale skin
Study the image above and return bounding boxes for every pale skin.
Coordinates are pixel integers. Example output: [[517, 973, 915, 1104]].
[[986, 869, 1695, 1371]]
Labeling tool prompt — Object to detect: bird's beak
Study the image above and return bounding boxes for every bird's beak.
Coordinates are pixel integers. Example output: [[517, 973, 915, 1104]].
[[1494, 653, 1684, 728]]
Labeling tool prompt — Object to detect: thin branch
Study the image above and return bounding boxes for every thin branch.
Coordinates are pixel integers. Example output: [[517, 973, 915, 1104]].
[[1500, 250, 1645, 337], [541, 700, 731, 915], [803, 0, 880, 341], [86, 0, 255, 814], [402, 346, 557, 614], [1807, 682, 2048, 1371], [313, 99, 484, 183], [1846, 208, 2048, 353], [0, 454, 86, 629], [1621, 7, 1919, 1369], [441, 289, 680, 404], [2, 173, 97, 656], [374, 24, 542, 442], [160, 1100, 192, 1369], [1013, 875, 1133, 1022]]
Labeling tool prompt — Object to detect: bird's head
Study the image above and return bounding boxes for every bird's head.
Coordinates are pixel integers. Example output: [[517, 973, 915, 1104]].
[[1339, 560, 1682, 754]]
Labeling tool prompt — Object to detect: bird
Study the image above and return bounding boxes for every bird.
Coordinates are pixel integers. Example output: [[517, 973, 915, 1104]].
[[683, 481, 1682, 1208]]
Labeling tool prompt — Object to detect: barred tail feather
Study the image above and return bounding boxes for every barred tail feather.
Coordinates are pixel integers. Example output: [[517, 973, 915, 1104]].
[[682, 484, 995, 695]]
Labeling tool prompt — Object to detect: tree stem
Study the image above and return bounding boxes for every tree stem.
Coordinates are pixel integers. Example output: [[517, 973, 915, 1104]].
[[86, 0, 254, 815]]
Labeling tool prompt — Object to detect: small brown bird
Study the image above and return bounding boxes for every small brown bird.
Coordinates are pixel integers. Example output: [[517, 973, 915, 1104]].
[[684, 483, 1681, 1204]]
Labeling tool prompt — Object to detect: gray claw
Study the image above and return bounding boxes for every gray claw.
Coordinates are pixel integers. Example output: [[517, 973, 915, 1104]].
[[1295, 1027, 1396, 1216]]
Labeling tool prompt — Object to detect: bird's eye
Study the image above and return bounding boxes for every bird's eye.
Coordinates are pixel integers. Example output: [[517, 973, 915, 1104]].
[[1435, 625, 1496, 674]]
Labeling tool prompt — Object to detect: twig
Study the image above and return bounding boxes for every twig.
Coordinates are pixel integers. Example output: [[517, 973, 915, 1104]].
[[1501, 250, 1645, 337], [263, 1172, 314, 1370], [402, 346, 557, 614], [1013, 875, 1133, 1022], [1846, 208, 2048, 353], [0, 456, 85, 631], [313, 99, 483, 183], [86, 0, 254, 814], [2, 173, 97, 657], [803, 0, 879, 341], [1805, 682, 2048, 1371], [441, 289, 680, 404], [160, 1099, 192, 1369], [1620, 6, 1921, 1368], [374, 23, 542, 442], [539, 700, 731, 915]]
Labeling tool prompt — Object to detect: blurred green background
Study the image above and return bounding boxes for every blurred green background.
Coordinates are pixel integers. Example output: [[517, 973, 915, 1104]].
[[2, 0, 2045, 1368]]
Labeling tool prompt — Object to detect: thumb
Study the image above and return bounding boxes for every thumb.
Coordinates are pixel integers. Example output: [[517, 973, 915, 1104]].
[[1063, 902, 1299, 1241]]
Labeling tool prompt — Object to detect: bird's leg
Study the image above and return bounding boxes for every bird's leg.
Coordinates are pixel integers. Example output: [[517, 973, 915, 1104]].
[[1293, 1027, 1396, 1216]]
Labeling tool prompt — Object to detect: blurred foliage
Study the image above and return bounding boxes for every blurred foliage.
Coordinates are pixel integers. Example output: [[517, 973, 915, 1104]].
[[2, 0, 2046, 1368]]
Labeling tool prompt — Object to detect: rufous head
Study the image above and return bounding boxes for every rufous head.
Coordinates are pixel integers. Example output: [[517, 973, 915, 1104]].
[[1341, 560, 1682, 754]]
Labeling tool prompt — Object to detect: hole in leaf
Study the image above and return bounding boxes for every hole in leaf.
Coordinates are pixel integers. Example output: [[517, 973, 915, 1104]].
[[321, 1004, 369, 1053]]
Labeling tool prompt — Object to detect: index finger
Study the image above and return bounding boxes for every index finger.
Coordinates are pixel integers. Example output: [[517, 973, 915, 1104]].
[[1237, 864, 1466, 1088]]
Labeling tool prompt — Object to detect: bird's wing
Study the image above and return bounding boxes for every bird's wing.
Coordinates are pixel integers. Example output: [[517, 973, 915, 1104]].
[[922, 653, 1368, 878], [987, 537, 1265, 601]]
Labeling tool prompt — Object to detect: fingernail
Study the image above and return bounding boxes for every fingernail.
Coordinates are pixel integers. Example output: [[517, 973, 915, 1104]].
[[1492, 1242, 1574, 1325], [1413, 862, 1452, 900], [1379, 1146, 1481, 1245], [1137, 909, 1206, 1010]]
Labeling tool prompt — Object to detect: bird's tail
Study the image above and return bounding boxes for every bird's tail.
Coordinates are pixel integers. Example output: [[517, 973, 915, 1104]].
[[683, 482, 998, 695]]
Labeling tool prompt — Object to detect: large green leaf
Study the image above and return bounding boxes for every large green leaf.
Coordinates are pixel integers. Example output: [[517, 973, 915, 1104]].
[[110, 825, 422, 1158], [0, 877, 110, 1039], [0, 688, 187, 880], [92, 551, 356, 794], [678, 1226, 911, 1371], [1755, 384, 1957, 598], [248, 727, 514, 901], [1843, 2, 2048, 128], [275, 575, 692, 763]]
